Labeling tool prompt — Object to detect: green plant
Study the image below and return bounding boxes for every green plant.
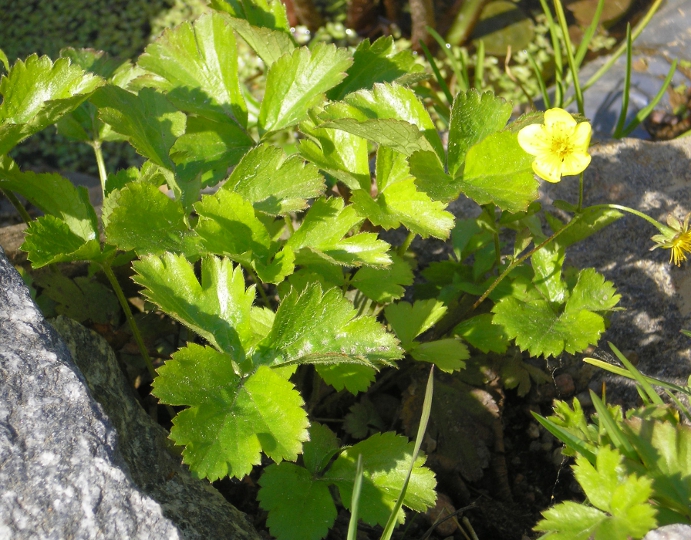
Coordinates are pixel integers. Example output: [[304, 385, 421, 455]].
[[534, 342, 691, 539], [0, 1, 687, 538]]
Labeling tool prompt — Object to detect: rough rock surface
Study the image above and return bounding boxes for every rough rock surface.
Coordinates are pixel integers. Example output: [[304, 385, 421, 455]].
[[643, 524, 691, 540], [540, 136, 691, 402], [0, 247, 260, 540]]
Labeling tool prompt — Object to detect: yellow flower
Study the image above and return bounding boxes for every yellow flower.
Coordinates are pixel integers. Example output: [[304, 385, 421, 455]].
[[517, 108, 592, 183], [650, 213, 691, 267]]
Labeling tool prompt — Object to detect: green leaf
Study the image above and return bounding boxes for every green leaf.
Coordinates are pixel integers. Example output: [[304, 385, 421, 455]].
[[459, 131, 538, 213], [211, 0, 291, 32], [454, 313, 510, 354], [410, 339, 468, 373], [324, 432, 436, 526], [328, 36, 426, 101], [286, 197, 391, 267], [224, 143, 325, 215], [447, 89, 512, 177], [548, 207, 624, 249], [153, 347, 309, 481], [132, 255, 255, 358], [258, 463, 336, 540], [137, 12, 247, 127], [537, 448, 657, 539], [170, 116, 255, 187], [34, 274, 119, 325], [344, 400, 385, 440], [385, 299, 446, 349], [351, 254, 413, 303], [194, 190, 274, 263], [320, 83, 443, 160], [531, 243, 567, 303], [256, 283, 402, 368], [352, 179, 454, 239], [492, 268, 619, 358], [225, 17, 295, 67], [408, 150, 459, 203], [316, 364, 377, 395], [21, 217, 102, 268], [303, 422, 341, 475], [91, 86, 186, 170], [0, 54, 104, 155], [104, 182, 199, 257], [259, 43, 352, 135], [298, 117, 370, 191], [0, 49, 8, 72]]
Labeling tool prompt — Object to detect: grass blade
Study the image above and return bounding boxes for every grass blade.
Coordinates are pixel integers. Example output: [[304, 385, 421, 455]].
[[574, 0, 604, 69], [539, 0, 563, 106], [613, 24, 633, 138], [347, 454, 364, 540], [608, 342, 664, 405], [474, 40, 485, 89], [419, 39, 454, 105], [428, 26, 464, 90], [527, 51, 550, 108], [554, 0, 584, 114], [584, 358, 691, 396], [380, 367, 435, 540], [590, 390, 637, 459], [533, 412, 597, 464], [621, 59, 678, 137]]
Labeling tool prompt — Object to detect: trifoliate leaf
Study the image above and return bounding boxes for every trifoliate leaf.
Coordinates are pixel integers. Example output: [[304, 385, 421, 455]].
[[298, 117, 370, 191], [170, 116, 255, 187], [328, 36, 426, 101], [320, 83, 444, 161], [344, 400, 386, 439], [211, 0, 291, 33], [256, 283, 402, 368], [536, 447, 657, 539], [35, 274, 119, 325], [454, 313, 510, 354], [91, 86, 186, 171], [153, 348, 308, 481], [224, 143, 325, 215], [351, 179, 454, 239], [0, 54, 104, 155], [258, 463, 336, 540], [410, 339, 468, 373], [302, 423, 341, 475], [259, 43, 352, 135], [492, 268, 619, 357], [500, 356, 549, 397], [227, 18, 295, 67], [193, 190, 276, 267], [385, 299, 447, 349], [447, 89, 512, 177], [316, 363, 377, 395], [104, 182, 200, 257], [459, 131, 538, 213], [133, 255, 255, 358], [351, 254, 413, 303], [137, 12, 247, 127], [324, 432, 437, 526], [286, 197, 391, 267]]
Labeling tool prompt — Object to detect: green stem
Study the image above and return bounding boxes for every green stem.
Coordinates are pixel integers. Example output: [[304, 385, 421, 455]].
[[101, 262, 157, 380], [91, 141, 108, 196], [577, 172, 584, 212], [1, 188, 32, 224], [588, 203, 673, 234], [284, 214, 295, 235], [398, 231, 416, 257], [554, 0, 584, 114], [472, 215, 581, 310]]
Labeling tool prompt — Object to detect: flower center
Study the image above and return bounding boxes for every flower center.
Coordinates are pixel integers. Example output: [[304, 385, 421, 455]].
[[549, 125, 573, 162]]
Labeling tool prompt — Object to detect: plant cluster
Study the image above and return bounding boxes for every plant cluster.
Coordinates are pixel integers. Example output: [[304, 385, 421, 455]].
[[0, 0, 688, 538]]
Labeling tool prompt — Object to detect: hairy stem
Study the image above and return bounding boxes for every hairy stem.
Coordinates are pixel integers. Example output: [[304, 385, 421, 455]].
[[1, 188, 32, 224], [398, 231, 416, 257], [91, 141, 108, 196]]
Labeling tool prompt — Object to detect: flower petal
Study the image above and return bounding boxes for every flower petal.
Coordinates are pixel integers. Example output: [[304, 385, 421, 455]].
[[572, 121, 592, 151], [544, 108, 576, 128], [517, 124, 550, 156], [532, 154, 563, 183], [561, 152, 591, 177]]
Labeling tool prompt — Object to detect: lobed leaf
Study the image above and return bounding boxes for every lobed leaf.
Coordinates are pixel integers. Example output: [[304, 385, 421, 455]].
[[385, 299, 446, 349], [351, 254, 413, 303], [225, 17, 295, 67], [259, 43, 352, 135], [0, 54, 104, 155], [137, 12, 248, 127]]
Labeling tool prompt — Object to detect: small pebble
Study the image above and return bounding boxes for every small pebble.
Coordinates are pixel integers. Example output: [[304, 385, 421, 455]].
[[541, 441, 553, 452], [575, 390, 593, 407], [552, 447, 564, 467], [529, 441, 542, 453], [511, 456, 521, 466], [555, 373, 575, 396]]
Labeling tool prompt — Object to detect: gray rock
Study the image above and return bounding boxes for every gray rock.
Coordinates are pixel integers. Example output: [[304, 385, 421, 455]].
[[644, 524, 691, 540], [541, 136, 691, 403], [0, 247, 260, 540]]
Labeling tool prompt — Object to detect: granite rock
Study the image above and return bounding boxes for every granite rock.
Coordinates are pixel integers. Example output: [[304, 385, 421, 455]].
[[0, 247, 260, 540], [643, 524, 691, 540]]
